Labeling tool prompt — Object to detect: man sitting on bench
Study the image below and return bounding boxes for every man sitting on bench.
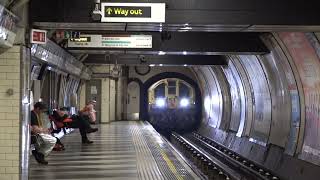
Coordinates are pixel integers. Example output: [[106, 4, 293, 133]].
[[51, 107, 98, 144], [31, 102, 57, 165]]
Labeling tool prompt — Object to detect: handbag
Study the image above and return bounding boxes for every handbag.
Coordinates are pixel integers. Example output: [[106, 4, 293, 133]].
[[32, 134, 45, 150]]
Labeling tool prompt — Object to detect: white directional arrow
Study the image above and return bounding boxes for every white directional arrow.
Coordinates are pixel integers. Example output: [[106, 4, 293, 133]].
[[106, 7, 112, 15]]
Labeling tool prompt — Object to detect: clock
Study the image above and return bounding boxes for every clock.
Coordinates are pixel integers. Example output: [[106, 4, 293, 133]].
[[134, 66, 151, 76]]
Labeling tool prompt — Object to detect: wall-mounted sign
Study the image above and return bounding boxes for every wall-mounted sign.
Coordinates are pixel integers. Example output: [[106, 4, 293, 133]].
[[31, 29, 47, 44], [68, 34, 152, 48], [101, 35, 152, 48], [105, 6, 151, 18], [101, 3, 165, 23]]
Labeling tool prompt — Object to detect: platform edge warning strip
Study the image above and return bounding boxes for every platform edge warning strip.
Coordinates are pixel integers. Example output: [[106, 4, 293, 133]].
[[139, 121, 198, 180]]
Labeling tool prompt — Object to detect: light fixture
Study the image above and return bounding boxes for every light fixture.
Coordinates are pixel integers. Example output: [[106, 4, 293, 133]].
[[180, 27, 192, 30], [178, 26, 193, 32], [180, 98, 189, 107], [159, 64, 163, 66], [183, 64, 187, 67], [155, 98, 166, 108], [149, 64, 155, 67], [158, 51, 166, 55], [183, 51, 187, 55]]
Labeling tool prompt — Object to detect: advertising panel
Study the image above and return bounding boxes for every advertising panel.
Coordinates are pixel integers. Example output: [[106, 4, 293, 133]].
[[279, 32, 320, 163]]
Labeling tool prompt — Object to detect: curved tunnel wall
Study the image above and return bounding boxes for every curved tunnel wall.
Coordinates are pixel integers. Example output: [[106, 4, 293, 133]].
[[222, 58, 247, 137], [190, 32, 320, 177], [260, 34, 301, 155], [239, 55, 272, 145], [192, 67, 223, 129]]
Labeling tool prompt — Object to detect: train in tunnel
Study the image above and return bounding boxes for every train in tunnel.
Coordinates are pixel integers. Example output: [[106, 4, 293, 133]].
[[147, 78, 200, 134]]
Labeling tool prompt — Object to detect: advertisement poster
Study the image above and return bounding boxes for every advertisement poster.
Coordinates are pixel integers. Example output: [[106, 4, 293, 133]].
[[279, 32, 320, 163]]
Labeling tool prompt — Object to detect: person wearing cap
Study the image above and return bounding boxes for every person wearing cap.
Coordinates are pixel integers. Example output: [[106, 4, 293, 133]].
[[31, 102, 57, 165], [80, 100, 97, 124]]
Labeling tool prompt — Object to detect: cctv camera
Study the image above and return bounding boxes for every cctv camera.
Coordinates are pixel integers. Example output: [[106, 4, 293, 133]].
[[91, 11, 102, 21], [91, 2, 102, 21], [139, 55, 147, 63]]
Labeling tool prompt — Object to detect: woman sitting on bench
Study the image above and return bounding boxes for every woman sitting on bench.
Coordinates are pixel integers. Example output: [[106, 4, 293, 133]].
[[51, 107, 98, 144], [80, 100, 97, 124]]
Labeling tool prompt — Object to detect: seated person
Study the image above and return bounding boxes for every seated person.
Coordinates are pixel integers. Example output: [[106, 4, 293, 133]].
[[52, 107, 98, 144], [31, 102, 57, 165], [79, 100, 97, 124]]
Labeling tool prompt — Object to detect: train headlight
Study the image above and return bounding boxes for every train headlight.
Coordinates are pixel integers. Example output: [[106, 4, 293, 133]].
[[155, 98, 166, 108], [180, 98, 189, 107]]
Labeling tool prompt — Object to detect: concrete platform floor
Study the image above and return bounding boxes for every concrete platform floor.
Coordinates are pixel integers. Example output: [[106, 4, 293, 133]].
[[29, 121, 200, 180]]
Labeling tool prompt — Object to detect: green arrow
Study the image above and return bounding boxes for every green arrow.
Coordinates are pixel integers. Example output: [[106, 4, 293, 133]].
[[106, 7, 112, 15]]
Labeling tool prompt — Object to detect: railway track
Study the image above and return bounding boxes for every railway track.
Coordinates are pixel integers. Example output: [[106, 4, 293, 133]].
[[171, 132, 283, 180]]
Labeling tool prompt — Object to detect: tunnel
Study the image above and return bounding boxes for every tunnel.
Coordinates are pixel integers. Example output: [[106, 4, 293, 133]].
[[144, 73, 202, 136], [0, 0, 320, 180]]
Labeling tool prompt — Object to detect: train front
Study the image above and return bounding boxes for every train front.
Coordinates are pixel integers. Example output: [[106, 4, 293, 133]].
[[148, 78, 200, 136]]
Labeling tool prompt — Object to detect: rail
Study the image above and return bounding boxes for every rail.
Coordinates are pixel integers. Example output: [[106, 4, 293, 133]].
[[172, 132, 239, 180], [189, 132, 282, 180]]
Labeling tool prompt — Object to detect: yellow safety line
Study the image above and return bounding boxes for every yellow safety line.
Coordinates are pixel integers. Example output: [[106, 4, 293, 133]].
[[142, 121, 184, 180], [160, 149, 184, 180]]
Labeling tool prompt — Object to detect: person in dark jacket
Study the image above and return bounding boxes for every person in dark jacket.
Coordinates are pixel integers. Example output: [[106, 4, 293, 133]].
[[31, 102, 57, 165]]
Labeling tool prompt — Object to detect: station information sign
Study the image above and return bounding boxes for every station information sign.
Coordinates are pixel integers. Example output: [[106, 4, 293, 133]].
[[101, 3, 165, 23], [68, 34, 152, 49]]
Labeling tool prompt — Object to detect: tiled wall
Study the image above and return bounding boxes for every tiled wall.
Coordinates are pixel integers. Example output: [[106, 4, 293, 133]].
[[0, 46, 21, 180]]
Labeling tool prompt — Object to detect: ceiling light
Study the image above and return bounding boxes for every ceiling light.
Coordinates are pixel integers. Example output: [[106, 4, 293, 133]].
[[159, 64, 163, 66], [183, 51, 187, 55], [181, 27, 192, 30], [183, 64, 187, 67], [158, 51, 166, 55], [149, 64, 155, 67]]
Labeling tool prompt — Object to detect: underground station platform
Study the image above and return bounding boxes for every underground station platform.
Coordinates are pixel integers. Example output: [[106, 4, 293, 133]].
[[29, 121, 201, 180]]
